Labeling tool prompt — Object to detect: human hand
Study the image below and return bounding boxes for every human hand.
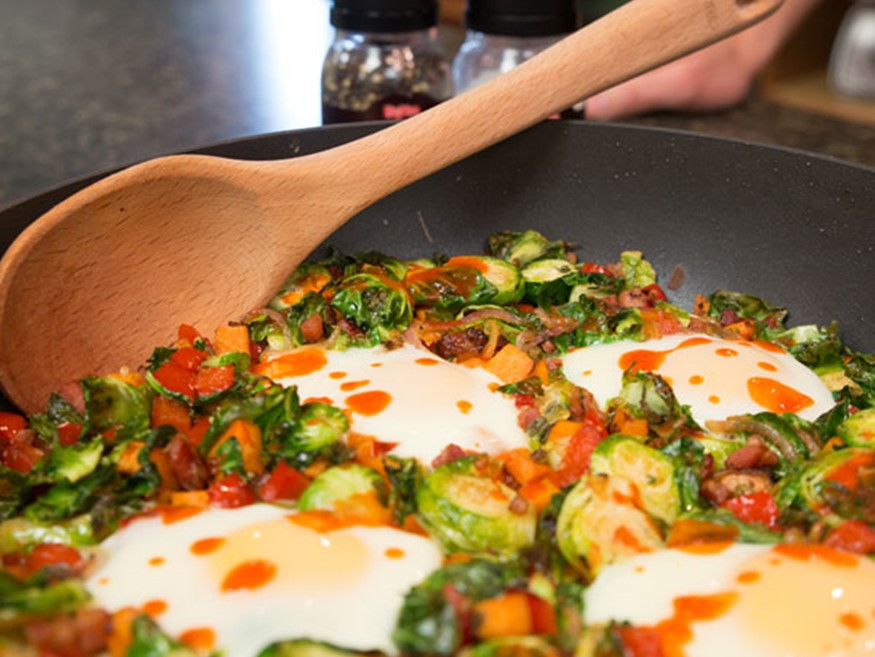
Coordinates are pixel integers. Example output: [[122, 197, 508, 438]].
[[585, 0, 822, 120]]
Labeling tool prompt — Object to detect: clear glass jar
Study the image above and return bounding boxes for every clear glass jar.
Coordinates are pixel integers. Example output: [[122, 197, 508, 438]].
[[452, 0, 582, 117], [453, 32, 566, 92], [322, 4, 452, 124]]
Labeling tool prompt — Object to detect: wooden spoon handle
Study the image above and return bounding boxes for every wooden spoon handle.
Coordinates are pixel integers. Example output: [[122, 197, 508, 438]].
[[305, 0, 783, 207]]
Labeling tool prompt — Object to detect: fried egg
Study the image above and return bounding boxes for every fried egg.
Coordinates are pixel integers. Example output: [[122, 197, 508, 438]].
[[255, 343, 530, 462], [585, 542, 875, 656], [84, 504, 442, 656], [562, 334, 834, 425]]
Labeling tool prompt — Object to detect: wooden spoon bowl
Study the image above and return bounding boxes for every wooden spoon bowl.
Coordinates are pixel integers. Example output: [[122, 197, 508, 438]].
[[0, 0, 783, 412]]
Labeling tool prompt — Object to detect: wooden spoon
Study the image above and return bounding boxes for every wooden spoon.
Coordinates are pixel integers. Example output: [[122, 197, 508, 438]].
[[0, 0, 782, 412]]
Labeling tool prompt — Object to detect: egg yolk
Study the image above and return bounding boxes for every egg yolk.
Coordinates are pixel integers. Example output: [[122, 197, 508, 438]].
[[202, 516, 370, 592], [733, 545, 875, 656]]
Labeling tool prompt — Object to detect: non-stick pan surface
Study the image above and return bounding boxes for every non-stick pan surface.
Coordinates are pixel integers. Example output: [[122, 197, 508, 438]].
[[1, 121, 872, 411]]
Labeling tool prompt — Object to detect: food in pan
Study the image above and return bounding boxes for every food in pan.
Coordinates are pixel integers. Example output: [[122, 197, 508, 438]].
[[1, 230, 873, 657]]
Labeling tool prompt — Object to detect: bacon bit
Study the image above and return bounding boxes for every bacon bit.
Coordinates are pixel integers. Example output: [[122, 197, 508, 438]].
[[165, 435, 209, 491], [508, 495, 529, 515], [26, 607, 111, 657], [432, 443, 470, 468], [725, 436, 780, 469], [667, 265, 687, 291], [299, 313, 325, 343]]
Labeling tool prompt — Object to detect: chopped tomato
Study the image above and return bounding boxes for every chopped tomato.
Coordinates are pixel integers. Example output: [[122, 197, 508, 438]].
[[527, 594, 557, 635], [170, 347, 208, 372], [0, 412, 27, 441], [208, 473, 257, 508], [26, 543, 83, 573], [258, 462, 310, 502], [4, 543, 84, 580], [721, 490, 780, 530], [57, 421, 83, 447], [152, 362, 196, 401], [194, 365, 235, 398], [823, 519, 875, 555], [616, 626, 665, 657], [549, 414, 608, 489], [641, 283, 668, 303], [2, 433, 45, 474], [580, 262, 608, 274], [177, 323, 204, 347]]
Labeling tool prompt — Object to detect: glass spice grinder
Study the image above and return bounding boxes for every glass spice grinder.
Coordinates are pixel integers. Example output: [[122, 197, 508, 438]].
[[322, 0, 453, 123]]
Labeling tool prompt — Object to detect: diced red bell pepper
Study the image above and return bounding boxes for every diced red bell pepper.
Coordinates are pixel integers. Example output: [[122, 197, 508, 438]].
[[208, 473, 257, 508], [57, 422, 83, 447], [153, 362, 196, 401], [258, 462, 310, 502], [0, 412, 27, 441], [194, 365, 235, 398], [580, 262, 608, 274], [170, 347, 208, 372], [721, 490, 780, 530], [823, 519, 875, 555]]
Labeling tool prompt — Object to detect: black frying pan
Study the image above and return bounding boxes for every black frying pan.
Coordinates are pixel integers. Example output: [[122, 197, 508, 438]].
[[1, 121, 872, 411]]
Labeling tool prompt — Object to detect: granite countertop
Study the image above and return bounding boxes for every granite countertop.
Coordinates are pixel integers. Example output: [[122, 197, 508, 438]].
[[1, 0, 873, 211]]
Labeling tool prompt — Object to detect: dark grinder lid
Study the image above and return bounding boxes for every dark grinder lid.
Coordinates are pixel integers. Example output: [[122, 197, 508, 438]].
[[466, 0, 579, 36], [330, 0, 438, 32]]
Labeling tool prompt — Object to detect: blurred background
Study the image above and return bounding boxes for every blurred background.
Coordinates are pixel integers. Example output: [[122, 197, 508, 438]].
[[0, 0, 873, 210]]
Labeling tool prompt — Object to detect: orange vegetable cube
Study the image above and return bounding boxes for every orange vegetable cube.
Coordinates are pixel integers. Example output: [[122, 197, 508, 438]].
[[473, 592, 533, 639], [209, 419, 264, 475], [483, 344, 534, 384], [214, 325, 251, 356]]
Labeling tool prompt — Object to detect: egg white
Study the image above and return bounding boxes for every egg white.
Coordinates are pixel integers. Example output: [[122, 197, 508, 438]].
[[84, 504, 443, 656], [263, 343, 530, 462], [586, 543, 875, 657], [562, 334, 835, 425]]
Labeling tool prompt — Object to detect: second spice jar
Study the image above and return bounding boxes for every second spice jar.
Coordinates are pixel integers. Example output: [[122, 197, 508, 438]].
[[452, 0, 582, 117]]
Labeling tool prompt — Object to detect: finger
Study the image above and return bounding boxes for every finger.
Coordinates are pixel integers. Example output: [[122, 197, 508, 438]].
[[585, 64, 697, 121]]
